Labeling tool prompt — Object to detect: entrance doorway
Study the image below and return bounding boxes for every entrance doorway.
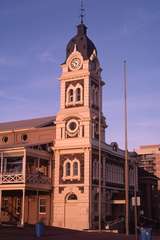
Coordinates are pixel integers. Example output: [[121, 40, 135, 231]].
[[64, 193, 79, 229]]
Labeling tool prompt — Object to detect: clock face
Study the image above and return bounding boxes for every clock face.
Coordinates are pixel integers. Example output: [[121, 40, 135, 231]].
[[70, 58, 81, 70]]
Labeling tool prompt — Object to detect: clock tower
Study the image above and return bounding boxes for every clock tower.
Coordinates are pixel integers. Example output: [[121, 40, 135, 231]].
[[53, 21, 107, 230]]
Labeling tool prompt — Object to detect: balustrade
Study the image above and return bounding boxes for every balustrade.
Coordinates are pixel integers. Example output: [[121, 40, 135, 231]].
[[26, 172, 51, 184], [0, 172, 51, 185], [0, 173, 24, 184]]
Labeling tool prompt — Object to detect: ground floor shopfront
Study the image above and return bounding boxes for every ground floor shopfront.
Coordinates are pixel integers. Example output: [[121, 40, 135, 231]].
[[0, 189, 52, 226]]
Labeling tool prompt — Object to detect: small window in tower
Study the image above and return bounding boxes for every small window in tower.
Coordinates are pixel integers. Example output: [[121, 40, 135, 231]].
[[68, 89, 74, 103], [73, 162, 78, 176], [66, 162, 71, 176], [75, 88, 81, 102]]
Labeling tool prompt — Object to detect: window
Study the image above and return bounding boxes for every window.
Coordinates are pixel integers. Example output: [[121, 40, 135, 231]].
[[63, 159, 80, 181], [66, 83, 83, 107], [21, 134, 28, 141], [75, 88, 81, 101], [15, 198, 21, 214], [68, 89, 74, 102], [95, 88, 99, 106], [92, 86, 95, 105], [73, 162, 78, 176], [66, 162, 71, 176], [67, 193, 78, 200], [2, 136, 8, 143], [66, 119, 79, 136], [93, 160, 97, 179], [3, 198, 9, 211], [39, 198, 47, 214], [75, 83, 83, 104]]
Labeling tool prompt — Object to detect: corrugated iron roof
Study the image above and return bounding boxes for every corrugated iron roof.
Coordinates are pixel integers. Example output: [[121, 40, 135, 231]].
[[0, 116, 56, 132]]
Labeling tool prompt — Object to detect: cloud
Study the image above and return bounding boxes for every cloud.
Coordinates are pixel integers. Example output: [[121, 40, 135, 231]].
[[38, 50, 57, 64], [120, 8, 160, 37], [103, 94, 160, 112], [134, 120, 160, 129], [0, 89, 26, 102], [0, 57, 12, 66], [0, 56, 24, 67]]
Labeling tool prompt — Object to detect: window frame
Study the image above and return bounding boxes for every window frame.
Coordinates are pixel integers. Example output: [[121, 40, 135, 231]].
[[39, 198, 47, 214], [62, 158, 80, 181]]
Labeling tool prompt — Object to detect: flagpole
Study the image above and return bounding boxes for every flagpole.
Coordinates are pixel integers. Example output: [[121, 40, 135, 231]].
[[98, 73, 102, 231], [124, 60, 129, 235]]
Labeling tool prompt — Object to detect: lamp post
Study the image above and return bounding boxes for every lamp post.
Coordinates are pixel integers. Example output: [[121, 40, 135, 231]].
[[131, 156, 138, 240], [134, 159, 138, 240]]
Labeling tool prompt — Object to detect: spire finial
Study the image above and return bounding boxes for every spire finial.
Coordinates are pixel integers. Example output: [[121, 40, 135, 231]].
[[80, 0, 85, 24]]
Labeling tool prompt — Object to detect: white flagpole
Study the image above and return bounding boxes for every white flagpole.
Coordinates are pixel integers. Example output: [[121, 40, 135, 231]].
[[124, 60, 129, 235]]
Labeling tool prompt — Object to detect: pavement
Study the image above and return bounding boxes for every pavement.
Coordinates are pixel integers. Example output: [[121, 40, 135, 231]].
[[0, 225, 160, 240]]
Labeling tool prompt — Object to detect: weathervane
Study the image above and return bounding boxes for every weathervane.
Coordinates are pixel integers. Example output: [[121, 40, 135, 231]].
[[80, 0, 85, 24]]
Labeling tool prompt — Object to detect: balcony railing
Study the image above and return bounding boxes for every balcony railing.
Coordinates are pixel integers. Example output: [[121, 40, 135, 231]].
[[26, 172, 51, 185], [0, 173, 24, 184], [0, 172, 51, 185]]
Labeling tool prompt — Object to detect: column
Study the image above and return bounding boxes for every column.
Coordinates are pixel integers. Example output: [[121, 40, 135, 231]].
[[23, 149, 26, 183], [49, 157, 52, 180], [88, 148, 92, 229], [37, 191, 39, 222], [21, 189, 25, 226], [0, 152, 3, 184], [49, 192, 52, 225], [0, 190, 2, 224]]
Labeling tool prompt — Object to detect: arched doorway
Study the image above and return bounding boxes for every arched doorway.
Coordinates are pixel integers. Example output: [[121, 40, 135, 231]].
[[64, 193, 79, 229]]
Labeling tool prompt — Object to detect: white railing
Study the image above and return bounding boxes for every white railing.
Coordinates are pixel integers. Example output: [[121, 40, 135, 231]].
[[0, 173, 24, 184], [26, 173, 51, 185]]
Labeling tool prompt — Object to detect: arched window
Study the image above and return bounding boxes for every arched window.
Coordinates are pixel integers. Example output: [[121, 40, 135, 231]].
[[95, 193, 99, 201], [96, 161, 99, 179], [67, 193, 78, 200], [75, 88, 81, 102], [66, 162, 71, 176], [92, 86, 95, 105], [93, 160, 97, 179], [63, 159, 80, 181], [73, 161, 78, 176], [95, 88, 99, 106], [68, 89, 74, 103]]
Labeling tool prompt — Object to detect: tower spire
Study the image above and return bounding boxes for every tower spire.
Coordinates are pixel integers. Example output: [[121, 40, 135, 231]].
[[80, 0, 85, 24]]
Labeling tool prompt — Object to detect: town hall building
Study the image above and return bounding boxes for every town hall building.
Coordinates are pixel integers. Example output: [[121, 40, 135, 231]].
[[0, 20, 136, 231]]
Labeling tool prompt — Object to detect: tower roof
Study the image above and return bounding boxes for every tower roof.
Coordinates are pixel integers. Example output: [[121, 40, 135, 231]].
[[65, 23, 97, 62]]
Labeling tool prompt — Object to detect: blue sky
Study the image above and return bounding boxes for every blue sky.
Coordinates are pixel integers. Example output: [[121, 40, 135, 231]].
[[0, 0, 160, 150]]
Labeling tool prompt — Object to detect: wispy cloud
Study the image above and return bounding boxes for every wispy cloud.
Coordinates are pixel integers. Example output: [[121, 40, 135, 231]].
[[0, 56, 24, 67], [120, 8, 160, 37], [37, 50, 57, 64], [134, 120, 160, 128], [103, 94, 160, 112], [0, 89, 26, 102], [39, 50, 56, 63]]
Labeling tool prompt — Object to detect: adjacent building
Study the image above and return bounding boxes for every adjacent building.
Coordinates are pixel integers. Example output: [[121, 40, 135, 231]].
[[136, 145, 160, 190]]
